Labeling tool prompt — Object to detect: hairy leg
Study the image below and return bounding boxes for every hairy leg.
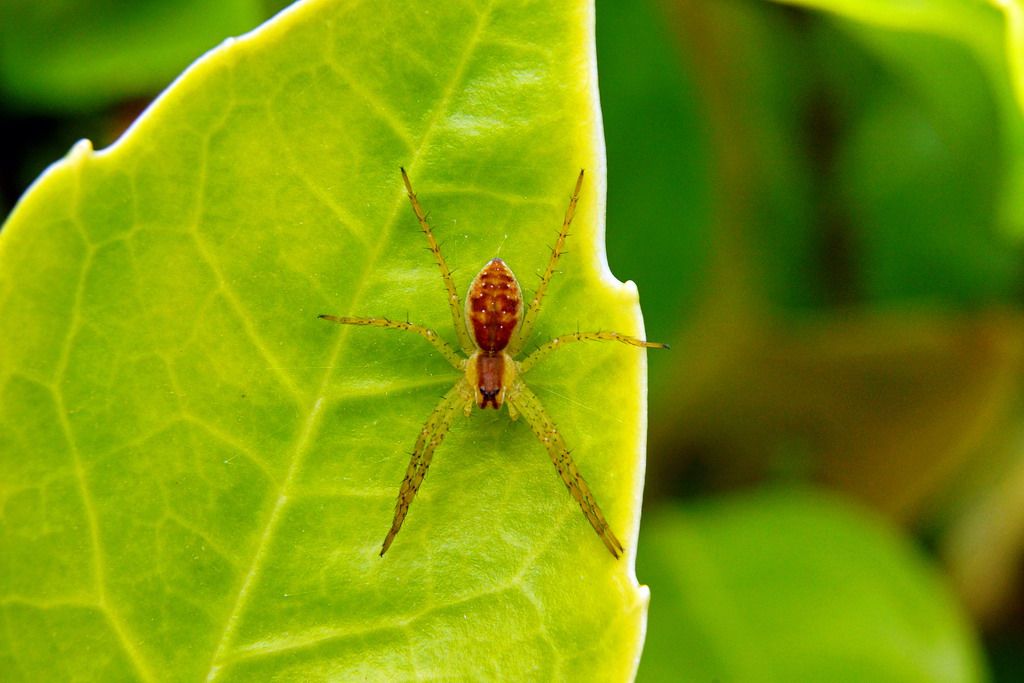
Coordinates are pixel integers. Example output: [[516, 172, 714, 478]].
[[380, 380, 471, 556], [318, 315, 464, 369], [508, 170, 584, 355], [400, 168, 476, 355], [506, 381, 623, 558], [517, 330, 668, 374]]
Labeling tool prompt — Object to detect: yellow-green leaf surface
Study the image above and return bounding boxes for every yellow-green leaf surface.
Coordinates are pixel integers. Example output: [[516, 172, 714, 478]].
[[0, 1, 650, 680]]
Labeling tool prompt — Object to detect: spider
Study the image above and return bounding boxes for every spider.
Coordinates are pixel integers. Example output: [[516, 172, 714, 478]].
[[320, 168, 667, 558]]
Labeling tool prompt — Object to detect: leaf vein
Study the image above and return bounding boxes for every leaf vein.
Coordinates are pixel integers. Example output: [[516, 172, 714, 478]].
[[202, 4, 497, 678]]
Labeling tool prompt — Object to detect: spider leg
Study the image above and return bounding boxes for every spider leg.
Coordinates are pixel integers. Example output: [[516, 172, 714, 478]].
[[318, 315, 464, 369], [400, 168, 476, 355], [518, 330, 668, 374], [508, 169, 584, 356], [505, 381, 623, 558], [380, 379, 472, 556]]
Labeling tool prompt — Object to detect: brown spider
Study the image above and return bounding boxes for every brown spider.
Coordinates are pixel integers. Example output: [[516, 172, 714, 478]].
[[320, 168, 666, 558]]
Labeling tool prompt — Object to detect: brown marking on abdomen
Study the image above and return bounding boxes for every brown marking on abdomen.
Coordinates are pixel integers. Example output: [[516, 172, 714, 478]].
[[466, 258, 522, 353]]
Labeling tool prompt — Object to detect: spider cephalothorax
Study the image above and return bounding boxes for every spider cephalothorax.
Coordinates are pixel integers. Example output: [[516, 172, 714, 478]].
[[320, 168, 666, 558]]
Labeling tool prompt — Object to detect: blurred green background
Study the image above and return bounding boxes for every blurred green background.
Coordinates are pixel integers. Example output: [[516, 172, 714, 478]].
[[2, 0, 1022, 680]]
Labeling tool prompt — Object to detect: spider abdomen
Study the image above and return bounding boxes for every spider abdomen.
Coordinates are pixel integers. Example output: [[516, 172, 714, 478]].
[[465, 257, 522, 353]]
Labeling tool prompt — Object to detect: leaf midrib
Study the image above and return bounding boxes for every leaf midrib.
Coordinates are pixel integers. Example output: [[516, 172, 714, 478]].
[[202, 5, 495, 679]]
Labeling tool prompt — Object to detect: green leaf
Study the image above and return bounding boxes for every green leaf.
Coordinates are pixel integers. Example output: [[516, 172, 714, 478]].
[[0, 0, 266, 111], [771, 0, 1024, 237], [822, 20, 1017, 306], [596, 0, 713, 344], [637, 489, 988, 683], [0, 1, 650, 680]]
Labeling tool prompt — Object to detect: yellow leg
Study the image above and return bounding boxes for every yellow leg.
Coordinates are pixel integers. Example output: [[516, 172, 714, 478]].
[[318, 315, 464, 369], [509, 169, 584, 356], [506, 381, 623, 559], [401, 168, 476, 355], [380, 380, 471, 556], [518, 330, 668, 374]]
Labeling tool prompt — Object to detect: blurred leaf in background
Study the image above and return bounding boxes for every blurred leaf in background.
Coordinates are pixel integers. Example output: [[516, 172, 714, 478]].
[[0, 0, 269, 215], [638, 489, 986, 682], [596, 0, 1023, 680], [0, 0, 264, 111]]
